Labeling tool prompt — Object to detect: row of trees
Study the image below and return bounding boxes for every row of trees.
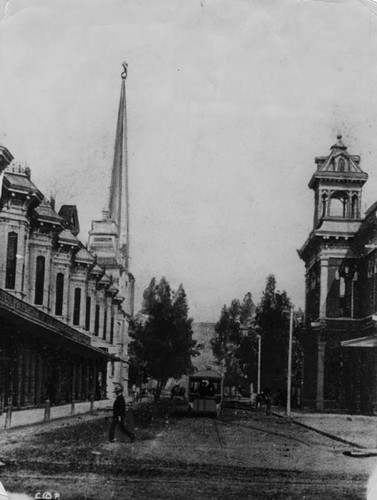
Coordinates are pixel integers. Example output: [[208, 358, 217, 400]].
[[128, 274, 303, 403], [211, 275, 303, 400]]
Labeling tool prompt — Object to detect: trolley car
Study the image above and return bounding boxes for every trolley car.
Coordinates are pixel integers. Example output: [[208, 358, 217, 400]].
[[187, 369, 223, 415]]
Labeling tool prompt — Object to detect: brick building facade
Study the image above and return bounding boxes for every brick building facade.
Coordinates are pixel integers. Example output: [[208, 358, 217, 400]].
[[0, 66, 135, 411], [299, 135, 377, 414]]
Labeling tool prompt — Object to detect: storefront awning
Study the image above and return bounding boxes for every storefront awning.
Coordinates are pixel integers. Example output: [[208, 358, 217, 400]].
[[0, 288, 111, 360], [341, 335, 377, 348]]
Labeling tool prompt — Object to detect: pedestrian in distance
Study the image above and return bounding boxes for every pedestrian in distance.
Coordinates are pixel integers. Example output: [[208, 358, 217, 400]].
[[109, 385, 136, 443]]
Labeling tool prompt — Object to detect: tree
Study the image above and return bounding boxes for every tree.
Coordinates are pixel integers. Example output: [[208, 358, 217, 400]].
[[129, 278, 197, 400], [254, 274, 303, 401], [211, 293, 256, 391]]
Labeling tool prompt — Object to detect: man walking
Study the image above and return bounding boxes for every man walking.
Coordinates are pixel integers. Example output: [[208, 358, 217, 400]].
[[109, 385, 136, 443]]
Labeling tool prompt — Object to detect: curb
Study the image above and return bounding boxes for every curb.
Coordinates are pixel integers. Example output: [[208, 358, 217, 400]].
[[272, 412, 365, 449]]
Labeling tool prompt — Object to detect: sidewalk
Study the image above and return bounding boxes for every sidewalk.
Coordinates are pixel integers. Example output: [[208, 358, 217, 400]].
[[274, 408, 377, 449], [0, 394, 146, 430], [0, 399, 113, 430]]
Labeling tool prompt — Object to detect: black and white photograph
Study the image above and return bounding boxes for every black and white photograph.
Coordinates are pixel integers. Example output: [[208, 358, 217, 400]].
[[1, 0, 377, 498]]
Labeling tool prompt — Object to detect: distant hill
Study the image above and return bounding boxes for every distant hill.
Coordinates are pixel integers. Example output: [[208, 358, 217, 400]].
[[191, 322, 218, 371]]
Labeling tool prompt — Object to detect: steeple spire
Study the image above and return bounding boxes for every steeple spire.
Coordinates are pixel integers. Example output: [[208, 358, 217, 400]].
[[108, 62, 130, 270]]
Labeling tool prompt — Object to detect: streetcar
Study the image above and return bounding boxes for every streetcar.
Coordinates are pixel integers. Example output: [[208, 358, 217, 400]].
[[187, 369, 223, 416]]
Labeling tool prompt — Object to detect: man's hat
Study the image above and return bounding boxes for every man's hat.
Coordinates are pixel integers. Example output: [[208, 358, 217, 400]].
[[114, 385, 123, 393]]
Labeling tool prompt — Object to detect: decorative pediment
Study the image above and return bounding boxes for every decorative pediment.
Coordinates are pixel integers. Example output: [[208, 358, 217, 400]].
[[315, 135, 363, 174], [309, 135, 368, 191]]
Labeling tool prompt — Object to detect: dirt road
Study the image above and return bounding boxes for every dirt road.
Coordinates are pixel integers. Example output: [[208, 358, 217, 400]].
[[0, 406, 375, 499]]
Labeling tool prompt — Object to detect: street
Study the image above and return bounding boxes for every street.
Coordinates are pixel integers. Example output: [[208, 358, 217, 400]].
[[0, 404, 375, 499]]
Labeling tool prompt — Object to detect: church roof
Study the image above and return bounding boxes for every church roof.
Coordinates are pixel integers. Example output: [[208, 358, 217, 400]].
[[107, 62, 130, 270]]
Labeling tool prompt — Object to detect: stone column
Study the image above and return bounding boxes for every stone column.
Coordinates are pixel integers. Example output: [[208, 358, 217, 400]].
[[319, 259, 329, 319], [327, 191, 333, 216], [316, 339, 326, 412]]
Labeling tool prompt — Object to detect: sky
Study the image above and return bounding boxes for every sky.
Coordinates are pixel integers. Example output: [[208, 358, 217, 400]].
[[1, 0, 377, 322]]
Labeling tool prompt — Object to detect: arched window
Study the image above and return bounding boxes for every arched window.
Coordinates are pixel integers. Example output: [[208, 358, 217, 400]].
[[338, 158, 345, 172], [55, 273, 64, 315], [5, 232, 18, 289], [34, 256, 45, 305], [73, 287, 81, 326]]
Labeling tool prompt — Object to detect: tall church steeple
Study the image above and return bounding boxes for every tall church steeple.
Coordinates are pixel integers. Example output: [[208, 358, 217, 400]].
[[108, 62, 130, 271]]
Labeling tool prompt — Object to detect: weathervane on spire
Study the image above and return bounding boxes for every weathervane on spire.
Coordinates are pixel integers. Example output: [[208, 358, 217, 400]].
[[121, 61, 128, 80]]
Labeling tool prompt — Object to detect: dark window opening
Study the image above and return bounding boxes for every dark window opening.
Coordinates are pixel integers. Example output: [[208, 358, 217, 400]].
[[73, 288, 81, 326], [110, 317, 114, 344], [85, 296, 91, 331], [35, 256, 45, 305], [351, 195, 358, 218], [103, 310, 107, 340], [55, 273, 64, 315], [5, 232, 18, 289], [94, 305, 100, 336]]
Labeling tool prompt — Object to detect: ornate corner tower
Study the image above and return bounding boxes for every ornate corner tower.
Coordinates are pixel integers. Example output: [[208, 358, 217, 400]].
[[298, 135, 368, 411], [299, 135, 368, 323]]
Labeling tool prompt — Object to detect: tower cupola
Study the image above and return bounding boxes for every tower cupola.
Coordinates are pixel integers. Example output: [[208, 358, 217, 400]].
[[309, 135, 368, 229]]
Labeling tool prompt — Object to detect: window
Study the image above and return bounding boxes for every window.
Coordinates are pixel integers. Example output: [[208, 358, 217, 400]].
[[34, 256, 45, 305], [103, 310, 107, 340], [5, 232, 18, 289], [85, 296, 91, 330], [55, 273, 64, 315], [73, 288, 81, 326], [110, 317, 114, 344], [94, 305, 100, 336]]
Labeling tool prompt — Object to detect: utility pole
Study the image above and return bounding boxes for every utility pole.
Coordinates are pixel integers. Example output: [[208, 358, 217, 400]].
[[257, 334, 261, 394], [287, 307, 294, 417]]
